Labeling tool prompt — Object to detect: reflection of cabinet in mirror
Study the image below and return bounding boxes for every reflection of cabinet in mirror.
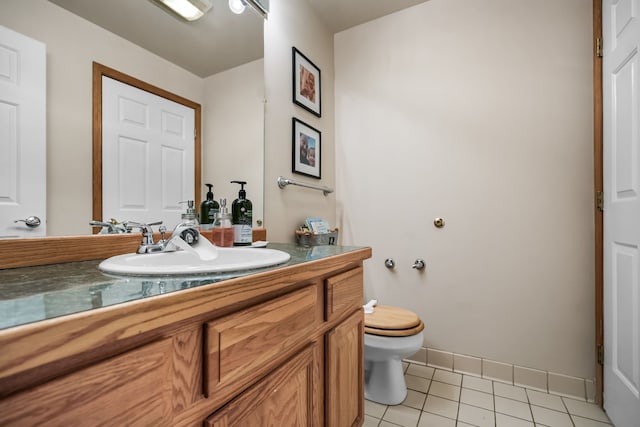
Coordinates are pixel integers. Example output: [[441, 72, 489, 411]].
[[92, 63, 201, 230]]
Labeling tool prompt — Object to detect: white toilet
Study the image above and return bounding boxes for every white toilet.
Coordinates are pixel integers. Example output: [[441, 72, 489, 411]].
[[364, 305, 425, 405]]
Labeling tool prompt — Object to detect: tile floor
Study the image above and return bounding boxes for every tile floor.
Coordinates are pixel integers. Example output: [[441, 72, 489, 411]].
[[364, 363, 613, 427]]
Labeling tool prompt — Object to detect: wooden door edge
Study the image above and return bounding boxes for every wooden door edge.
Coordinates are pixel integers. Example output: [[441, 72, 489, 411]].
[[593, 0, 604, 407]]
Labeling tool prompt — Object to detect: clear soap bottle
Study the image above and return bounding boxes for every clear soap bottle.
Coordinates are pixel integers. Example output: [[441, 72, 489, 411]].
[[178, 200, 200, 244], [212, 198, 234, 247]]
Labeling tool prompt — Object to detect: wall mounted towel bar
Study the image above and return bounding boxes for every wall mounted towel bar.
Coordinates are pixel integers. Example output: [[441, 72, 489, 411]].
[[276, 176, 334, 196]]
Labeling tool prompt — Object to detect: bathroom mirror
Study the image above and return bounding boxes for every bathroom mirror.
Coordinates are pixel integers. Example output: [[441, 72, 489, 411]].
[[0, 0, 265, 237]]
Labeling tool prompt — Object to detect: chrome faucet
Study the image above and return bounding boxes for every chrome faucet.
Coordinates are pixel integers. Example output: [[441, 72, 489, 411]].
[[124, 221, 164, 254], [125, 221, 199, 254], [161, 222, 200, 252], [90, 219, 127, 234]]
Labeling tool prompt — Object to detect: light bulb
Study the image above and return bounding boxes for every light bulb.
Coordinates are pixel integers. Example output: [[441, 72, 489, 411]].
[[229, 0, 246, 14]]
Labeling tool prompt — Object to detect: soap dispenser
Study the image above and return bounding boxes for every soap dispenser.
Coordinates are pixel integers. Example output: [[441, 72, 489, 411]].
[[212, 198, 234, 247], [200, 184, 219, 230], [179, 200, 200, 244], [230, 180, 253, 246], [180, 200, 200, 228]]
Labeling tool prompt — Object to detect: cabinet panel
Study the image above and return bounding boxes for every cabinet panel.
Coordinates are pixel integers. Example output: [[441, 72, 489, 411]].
[[326, 309, 364, 427], [325, 267, 363, 322], [172, 326, 203, 413], [0, 338, 173, 426], [204, 343, 322, 427], [204, 285, 320, 400]]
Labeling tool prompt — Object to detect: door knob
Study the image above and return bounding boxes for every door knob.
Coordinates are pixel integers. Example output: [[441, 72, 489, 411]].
[[14, 216, 41, 228], [384, 258, 395, 269]]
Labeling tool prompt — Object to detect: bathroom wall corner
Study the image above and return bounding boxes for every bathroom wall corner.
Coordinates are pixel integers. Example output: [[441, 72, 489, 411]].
[[263, 0, 336, 241]]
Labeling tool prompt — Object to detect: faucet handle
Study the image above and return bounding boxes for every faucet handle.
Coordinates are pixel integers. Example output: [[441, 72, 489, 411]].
[[90, 220, 115, 233], [124, 221, 163, 246], [124, 220, 162, 232]]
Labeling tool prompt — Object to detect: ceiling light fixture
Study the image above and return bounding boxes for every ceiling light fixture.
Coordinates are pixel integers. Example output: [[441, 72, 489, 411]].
[[228, 0, 246, 14], [156, 0, 213, 21]]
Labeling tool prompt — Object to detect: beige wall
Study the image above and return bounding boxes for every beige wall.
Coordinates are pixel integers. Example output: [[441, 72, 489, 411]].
[[1, 0, 204, 236], [335, 0, 595, 379], [263, 0, 336, 242], [203, 59, 264, 226]]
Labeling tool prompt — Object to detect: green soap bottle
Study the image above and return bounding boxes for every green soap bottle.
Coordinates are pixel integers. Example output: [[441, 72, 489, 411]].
[[230, 180, 252, 246], [200, 183, 219, 230]]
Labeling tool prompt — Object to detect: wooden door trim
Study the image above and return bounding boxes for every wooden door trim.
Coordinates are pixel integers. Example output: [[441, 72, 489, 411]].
[[593, 0, 604, 407], [92, 62, 202, 228]]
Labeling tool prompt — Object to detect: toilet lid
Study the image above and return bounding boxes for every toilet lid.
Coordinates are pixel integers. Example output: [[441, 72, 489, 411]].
[[364, 305, 425, 337]]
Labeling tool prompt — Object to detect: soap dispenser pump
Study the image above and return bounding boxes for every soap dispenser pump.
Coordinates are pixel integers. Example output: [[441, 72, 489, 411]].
[[230, 180, 253, 246], [200, 184, 219, 230]]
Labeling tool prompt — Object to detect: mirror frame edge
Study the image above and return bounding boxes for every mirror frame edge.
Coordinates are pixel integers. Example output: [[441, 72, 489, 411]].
[[91, 62, 202, 231]]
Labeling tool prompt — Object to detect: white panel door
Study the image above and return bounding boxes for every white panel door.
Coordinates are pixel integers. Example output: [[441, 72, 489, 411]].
[[603, 1, 640, 425], [0, 25, 46, 238], [102, 76, 195, 230]]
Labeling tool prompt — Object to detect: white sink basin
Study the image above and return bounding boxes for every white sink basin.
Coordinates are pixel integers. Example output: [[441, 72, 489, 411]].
[[99, 240, 291, 276]]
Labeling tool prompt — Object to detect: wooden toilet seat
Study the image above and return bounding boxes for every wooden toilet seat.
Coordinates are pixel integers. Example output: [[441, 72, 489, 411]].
[[364, 305, 425, 337]]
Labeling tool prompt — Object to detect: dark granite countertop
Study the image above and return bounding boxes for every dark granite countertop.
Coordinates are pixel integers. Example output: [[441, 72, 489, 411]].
[[0, 243, 365, 330]]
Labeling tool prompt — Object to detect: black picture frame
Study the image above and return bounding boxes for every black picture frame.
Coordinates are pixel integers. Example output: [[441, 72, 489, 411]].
[[292, 117, 321, 179], [292, 47, 321, 117]]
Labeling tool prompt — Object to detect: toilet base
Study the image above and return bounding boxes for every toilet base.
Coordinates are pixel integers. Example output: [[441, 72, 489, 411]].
[[364, 358, 407, 405]]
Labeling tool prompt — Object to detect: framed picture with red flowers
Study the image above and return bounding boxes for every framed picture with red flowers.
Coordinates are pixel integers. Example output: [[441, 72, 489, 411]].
[[292, 47, 321, 117]]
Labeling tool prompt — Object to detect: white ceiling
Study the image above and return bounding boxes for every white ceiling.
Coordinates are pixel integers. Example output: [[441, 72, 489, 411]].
[[48, 0, 428, 78], [308, 0, 429, 33]]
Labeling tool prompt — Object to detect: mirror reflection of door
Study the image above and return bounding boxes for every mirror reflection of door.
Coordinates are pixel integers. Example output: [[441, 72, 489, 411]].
[[0, 25, 46, 239], [93, 63, 201, 232]]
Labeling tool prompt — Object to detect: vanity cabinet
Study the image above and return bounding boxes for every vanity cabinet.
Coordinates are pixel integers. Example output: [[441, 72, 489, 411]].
[[0, 249, 369, 427]]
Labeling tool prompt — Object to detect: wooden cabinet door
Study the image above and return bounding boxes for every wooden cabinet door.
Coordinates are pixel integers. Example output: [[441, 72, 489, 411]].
[[204, 342, 322, 427], [325, 309, 364, 427]]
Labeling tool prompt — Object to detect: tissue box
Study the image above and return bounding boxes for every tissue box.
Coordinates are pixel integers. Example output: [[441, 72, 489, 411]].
[[295, 229, 339, 247]]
